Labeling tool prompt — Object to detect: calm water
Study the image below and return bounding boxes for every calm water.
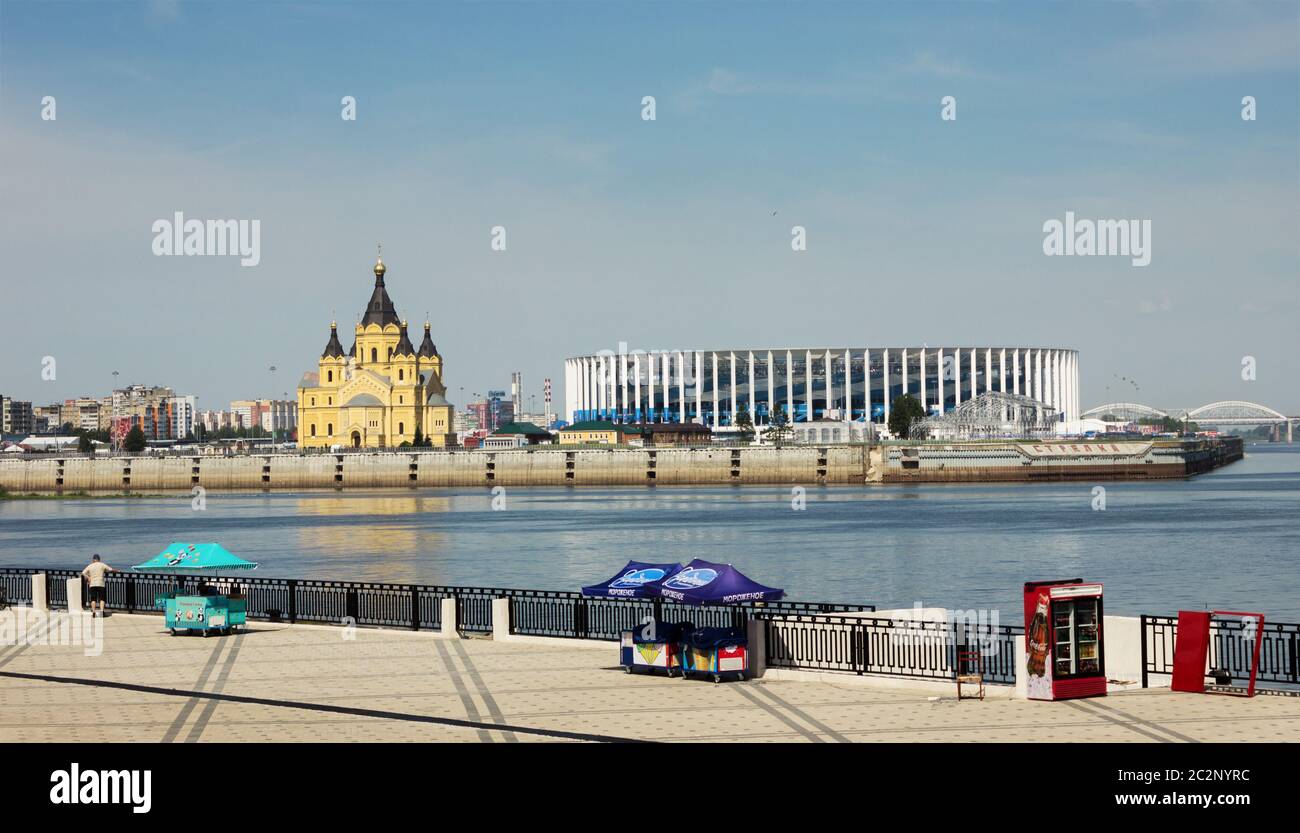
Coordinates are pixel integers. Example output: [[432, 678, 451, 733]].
[[2, 445, 1297, 621]]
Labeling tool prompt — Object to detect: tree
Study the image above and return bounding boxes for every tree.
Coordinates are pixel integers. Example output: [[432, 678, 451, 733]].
[[78, 434, 93, 454], [413, 426, 425, 447], [734, 403, 754, 439], [888, 394, 926, 439], [762, 404, 793, 447], [123, 426, 147, 453]]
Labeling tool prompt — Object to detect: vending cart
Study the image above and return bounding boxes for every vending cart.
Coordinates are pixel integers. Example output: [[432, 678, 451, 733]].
[[133, 542, 259, 638], [1023, 579, 1106, 700], [620, 620, 691, 676], [161, 590, 247, 636], [680, 626, 748, 683]]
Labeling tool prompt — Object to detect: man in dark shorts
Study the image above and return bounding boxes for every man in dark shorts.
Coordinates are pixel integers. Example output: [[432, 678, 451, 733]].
[[81, 554, 114, 617]]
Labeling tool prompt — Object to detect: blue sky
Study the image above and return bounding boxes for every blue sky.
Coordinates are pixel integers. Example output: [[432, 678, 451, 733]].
[[1, 0, 1297, 414]]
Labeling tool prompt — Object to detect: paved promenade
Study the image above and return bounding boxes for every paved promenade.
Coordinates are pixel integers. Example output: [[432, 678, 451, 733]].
[[2, 608, 1297, 743]]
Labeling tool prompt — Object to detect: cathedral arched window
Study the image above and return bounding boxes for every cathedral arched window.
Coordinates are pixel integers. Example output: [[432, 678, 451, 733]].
[[310, 424, 316, 437], [371, 348, 378, 363], [398, 369, 404, 381], [327, 370, 333, 382], [387, 347, 393, 360], [399, 422, 404, 435], [327, 423, 333, 435]]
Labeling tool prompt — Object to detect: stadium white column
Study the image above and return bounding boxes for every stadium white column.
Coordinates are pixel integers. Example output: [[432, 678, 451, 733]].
[[1057, 351, 1065, 416], [647, 353, 657, 421], [711, 352, 720, 428], [633, 353, 642, 423], [1045, 350, 1055, 415], [694, 351, 704, 425], [618, 354, 625, 418], [901, 349, 909, 396], [681, 348, 691, 421], [564, 360, 573, 422], [999, 348, 1007, 393], [765, 351, 774, 425], [984, 348, 993, 395], [919, 348, 927, 412], [954, 348, 962, 408], [1061, 351, 1069, 419], [863, 349, 872, 422], [844, 348, 852, 418], [785, 350, 794, 422], [1013, 349, 1021, 396], [1074, 352, 1080, 421], [936, 348, 945, 415], [882, 349, 891, 423], [568, 359, 576, 422], [661, 353, 670, 421], [729, 352, 737, 426], [1043, 350, 1051, 413], [747, 351, 756, 425], [969, 348, 977, 401], [805, 350, 814, 421], [586, 358, 595, 419], [825, 349, 834, 419], [1048, 351, 1057, 415], [1035, 349, 1043, 404], [595, 355, 605, 418]]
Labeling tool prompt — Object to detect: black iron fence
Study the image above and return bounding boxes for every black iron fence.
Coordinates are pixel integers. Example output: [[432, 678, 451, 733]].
[[2, 568, 872, 642], [762, 613, 1023, 685], [506, 589, 872, 641], [1140, 614, 1300, 690], [0, 568, 33, 606]]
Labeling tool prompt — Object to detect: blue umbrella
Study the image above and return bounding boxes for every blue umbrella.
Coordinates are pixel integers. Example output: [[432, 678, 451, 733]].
[[132, 542, 259, 572], [643, 558, 784, 606], [582, 561, 682, 598]]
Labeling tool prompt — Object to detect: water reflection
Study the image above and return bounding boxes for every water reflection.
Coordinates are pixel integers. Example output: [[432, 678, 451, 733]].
[[1, 448, 1297, 620]]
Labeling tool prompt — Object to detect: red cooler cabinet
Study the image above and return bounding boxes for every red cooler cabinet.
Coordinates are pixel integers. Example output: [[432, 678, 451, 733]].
[[1023, 579, 1106, 700]]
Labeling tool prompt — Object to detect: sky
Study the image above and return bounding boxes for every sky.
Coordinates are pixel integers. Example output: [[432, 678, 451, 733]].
[[0, 0, 1297, 415]]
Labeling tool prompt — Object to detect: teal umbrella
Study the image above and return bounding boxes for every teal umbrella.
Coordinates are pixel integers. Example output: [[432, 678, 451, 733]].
[[132, 542, 259, 572]]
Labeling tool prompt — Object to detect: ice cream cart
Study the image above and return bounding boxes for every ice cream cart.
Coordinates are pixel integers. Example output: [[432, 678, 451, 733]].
[[133, 542, 259, 637], [585, 558, 783, 684]]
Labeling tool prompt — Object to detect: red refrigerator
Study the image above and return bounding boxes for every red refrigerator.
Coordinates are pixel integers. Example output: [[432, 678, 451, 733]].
[[1023, 579, 1106, 700]]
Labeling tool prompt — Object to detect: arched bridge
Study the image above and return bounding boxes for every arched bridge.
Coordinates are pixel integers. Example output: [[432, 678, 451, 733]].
[[1082, 400, 1296, 441]]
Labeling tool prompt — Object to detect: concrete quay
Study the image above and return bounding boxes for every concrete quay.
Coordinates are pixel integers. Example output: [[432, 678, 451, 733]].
[[0, 438, 1241, 493], [2, 606, 1295, 743]]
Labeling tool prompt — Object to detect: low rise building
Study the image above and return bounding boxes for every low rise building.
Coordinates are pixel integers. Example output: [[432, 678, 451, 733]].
[[558, 420, 639, 445], [635, 422, 713, 447], [482, 421, 554, 448]]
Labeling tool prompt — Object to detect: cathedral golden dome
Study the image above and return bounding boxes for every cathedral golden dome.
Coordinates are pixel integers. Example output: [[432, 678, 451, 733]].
[[374, 256, 386, 278]]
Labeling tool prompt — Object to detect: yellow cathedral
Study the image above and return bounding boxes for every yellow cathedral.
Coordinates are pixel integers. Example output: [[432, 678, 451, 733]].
[[297, 253, 456, 449]]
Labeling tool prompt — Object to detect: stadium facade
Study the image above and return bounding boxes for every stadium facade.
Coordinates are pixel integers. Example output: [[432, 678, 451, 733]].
[[564, 347, 1079, 428]]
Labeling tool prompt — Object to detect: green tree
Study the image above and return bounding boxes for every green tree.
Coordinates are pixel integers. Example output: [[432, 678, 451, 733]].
[[762, 404, 793, 447], [888, 394, 926, 439], [123, 426, 147, 453], [734, 403, 754, 439], [413, 426, 425, 447], [78, 434, 93, 454]]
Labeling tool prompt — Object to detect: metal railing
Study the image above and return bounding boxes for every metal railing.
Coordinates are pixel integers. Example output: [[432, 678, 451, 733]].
[[0, 568, 34, 606], [3, 568, 872, 642], [1140, 614, 1300, 689], [762, 613, 1023, 685], [505, 589, 872, 641]]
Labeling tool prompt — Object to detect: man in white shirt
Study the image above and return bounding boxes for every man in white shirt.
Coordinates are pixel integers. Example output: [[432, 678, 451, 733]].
[[81, 554, 114, 617]]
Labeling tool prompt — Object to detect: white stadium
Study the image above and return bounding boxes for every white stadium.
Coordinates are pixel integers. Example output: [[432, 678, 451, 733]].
[[564, 347, 1080, 429]]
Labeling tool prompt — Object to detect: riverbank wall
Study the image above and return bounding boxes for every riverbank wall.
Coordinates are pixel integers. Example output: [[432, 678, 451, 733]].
[[0, 438, 1242, 493]]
